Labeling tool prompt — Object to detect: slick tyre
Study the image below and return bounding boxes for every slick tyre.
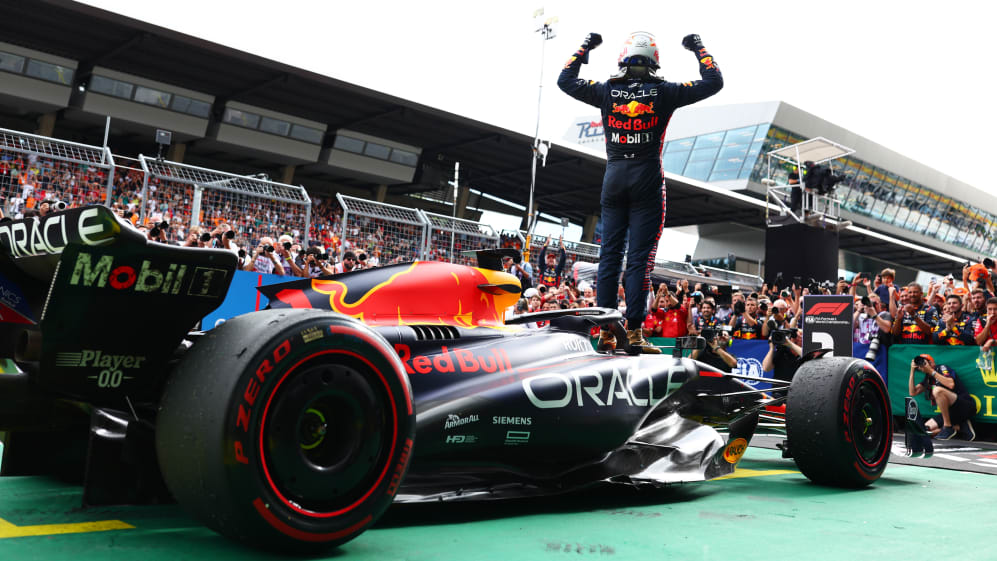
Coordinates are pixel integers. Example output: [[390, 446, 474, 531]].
[[156, 309, 414, 551], [786, 356, 891, 488]]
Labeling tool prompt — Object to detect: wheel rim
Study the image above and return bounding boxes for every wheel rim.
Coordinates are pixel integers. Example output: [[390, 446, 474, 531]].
[[850, 378, 888, 466], [263, 358, 391, 514]]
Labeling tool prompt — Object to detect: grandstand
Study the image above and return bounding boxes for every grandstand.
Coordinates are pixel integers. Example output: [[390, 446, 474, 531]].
[[0, 0, 989, 282]]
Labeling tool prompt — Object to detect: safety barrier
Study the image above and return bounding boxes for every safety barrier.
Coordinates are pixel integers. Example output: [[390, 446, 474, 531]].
[[336, 193, 429, 264], [423, 211, 499, 266]]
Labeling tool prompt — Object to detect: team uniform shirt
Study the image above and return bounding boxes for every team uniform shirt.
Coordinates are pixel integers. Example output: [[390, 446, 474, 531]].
[[732, 315, 762, 340], [658, 305, 688, 337], [537, 246, 566, 288], [932, 312, 976, 345], [694, 315, 720, 333], [898, 304, 938, 344]]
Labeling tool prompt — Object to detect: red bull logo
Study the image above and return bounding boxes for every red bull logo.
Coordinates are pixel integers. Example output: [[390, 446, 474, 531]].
[[699, 55, 716, 70], [270, 261, 520, 328], [606, 114, 658, 131], [611, 101, 654, 118]]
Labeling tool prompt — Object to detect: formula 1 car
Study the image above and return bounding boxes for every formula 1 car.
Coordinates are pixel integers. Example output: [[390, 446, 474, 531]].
[[0, 205, 892, 552]]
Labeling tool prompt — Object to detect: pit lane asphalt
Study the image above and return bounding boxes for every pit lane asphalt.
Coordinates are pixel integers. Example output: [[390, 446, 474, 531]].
[[0, 441, 993, 561]]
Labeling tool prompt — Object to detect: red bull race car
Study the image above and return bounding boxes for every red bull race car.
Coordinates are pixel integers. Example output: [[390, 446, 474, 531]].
[[0, 205, 892, 552]]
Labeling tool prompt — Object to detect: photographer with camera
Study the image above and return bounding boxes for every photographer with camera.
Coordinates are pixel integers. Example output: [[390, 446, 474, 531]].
[[891, 282, 938, 344], [147, 219, 170, 244], [246, 235, 285, 275], [760, 299, 796, 339], [302, 247, 335, 278], [762, 326, 802, 390], [691, 326, 737, 372], [272, 234, 304, 277], [963, 258, 996, 299], [909, 354, 975, 440]]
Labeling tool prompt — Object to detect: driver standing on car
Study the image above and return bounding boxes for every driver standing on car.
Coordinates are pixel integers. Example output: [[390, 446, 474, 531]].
[[559, 31, 722, 354]]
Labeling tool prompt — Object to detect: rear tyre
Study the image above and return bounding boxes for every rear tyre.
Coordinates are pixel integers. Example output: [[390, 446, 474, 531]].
[[786, 356, 890, 487], [156, 309, 414, 551]]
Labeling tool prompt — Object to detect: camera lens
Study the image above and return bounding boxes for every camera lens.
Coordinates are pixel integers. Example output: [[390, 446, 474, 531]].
[[283, 242, 292, 251], [200, 232, 211, 242], [238, 249, 246, 258], [225, 230, 236, 239], [264, 245, 274, 253], [159, 221, 169, 229]]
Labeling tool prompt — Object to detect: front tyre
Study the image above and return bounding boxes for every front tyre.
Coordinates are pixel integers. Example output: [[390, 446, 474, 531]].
[[786, 356, 891, 487], [156, 309, 414, 551]]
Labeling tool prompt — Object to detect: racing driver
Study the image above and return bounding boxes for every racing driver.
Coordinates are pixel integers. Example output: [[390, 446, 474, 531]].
[[558, 31, 723, 353]]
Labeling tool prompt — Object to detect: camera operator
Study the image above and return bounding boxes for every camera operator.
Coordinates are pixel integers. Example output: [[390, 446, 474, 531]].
[[760, 299, 796, 339], [909, 354, 975, 440], [891, 282, 938, 344], [963, 258, 996, 298], [731, 295, 761, 340], [272, 234, 304, 277], [503, 254, 533, 291], [690, 327, 737, 372], [246, 236, 284, 275], [302, 247, 335, 277], [974, 297, 997, 349], [762, 326, 802, 390], [933, 294, 975, 346]]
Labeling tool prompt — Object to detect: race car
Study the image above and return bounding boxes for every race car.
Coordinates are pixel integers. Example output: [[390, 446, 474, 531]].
[[0, 205, 892, 552]]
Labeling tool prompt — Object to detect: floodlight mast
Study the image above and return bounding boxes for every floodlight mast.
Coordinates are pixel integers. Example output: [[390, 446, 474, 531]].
[[524, 8, 557, 263], [763, 137, 855, 231]]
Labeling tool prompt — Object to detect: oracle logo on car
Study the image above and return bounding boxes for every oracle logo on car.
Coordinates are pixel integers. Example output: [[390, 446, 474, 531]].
[[521, 365, 682, 409]]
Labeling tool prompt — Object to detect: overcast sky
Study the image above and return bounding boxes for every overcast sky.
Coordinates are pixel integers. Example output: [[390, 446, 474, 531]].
[[79, 0, 997, 257]]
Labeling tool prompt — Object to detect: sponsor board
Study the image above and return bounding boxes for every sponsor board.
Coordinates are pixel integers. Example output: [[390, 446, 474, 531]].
[[802, 295, 853, 357]]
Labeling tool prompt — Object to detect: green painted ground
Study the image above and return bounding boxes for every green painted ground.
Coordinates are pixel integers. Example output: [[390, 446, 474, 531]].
[[0, 448, 990, 561]]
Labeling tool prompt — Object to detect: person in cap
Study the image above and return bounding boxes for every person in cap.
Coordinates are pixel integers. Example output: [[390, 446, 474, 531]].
[[559, 30, 722, 353], [908, 353, 975, 440]]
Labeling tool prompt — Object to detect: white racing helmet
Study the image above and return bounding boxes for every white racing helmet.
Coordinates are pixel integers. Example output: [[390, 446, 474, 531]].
[[618, 31, 659, 69]]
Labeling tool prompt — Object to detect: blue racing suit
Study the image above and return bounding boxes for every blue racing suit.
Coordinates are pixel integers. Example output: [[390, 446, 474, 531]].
[[557, 44, 722, 327]]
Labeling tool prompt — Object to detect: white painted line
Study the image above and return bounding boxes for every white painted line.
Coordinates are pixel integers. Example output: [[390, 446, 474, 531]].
[[932, 453, 971, 462], [970, 457, 997, 466]]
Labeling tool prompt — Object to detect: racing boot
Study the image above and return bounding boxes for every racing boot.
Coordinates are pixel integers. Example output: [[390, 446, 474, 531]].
[[626, 329, 661, 354], [596, 329, 616, 353]]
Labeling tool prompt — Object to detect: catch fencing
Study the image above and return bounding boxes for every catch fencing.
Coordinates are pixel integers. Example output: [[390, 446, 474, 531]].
[[336, 193, 429, 265], [423, 211, 499, 266], [0, 126, 114, 217], [139, 156, 312, 246]]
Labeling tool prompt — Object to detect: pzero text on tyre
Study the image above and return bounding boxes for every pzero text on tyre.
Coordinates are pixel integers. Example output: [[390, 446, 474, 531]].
[[156, 309, 415, 551], [786, 356, 891, 488]]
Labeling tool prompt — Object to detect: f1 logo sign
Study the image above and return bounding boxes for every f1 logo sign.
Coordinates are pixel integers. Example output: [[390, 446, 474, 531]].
[[808, 303, 849, 315]]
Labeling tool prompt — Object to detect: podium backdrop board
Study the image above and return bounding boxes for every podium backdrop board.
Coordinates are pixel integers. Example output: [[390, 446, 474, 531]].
[[764, 223, 839, 287]]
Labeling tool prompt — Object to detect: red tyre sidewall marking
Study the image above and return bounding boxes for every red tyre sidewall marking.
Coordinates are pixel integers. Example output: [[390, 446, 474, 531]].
[[257, 348, 397, 519], [850, 375, 891, 471], [252, 498, 373, 542]]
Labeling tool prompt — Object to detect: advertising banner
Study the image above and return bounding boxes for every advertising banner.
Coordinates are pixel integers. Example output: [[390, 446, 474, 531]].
[[887, 344, 997, 424], [801, 295, 853, 357]]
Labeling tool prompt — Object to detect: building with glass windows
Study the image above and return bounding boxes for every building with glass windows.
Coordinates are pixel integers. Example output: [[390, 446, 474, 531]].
[[563, 101, 997, 274]]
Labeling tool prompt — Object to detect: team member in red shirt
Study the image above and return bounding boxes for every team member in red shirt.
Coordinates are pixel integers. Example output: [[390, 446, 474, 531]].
[[974, 297, 997, 350]]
